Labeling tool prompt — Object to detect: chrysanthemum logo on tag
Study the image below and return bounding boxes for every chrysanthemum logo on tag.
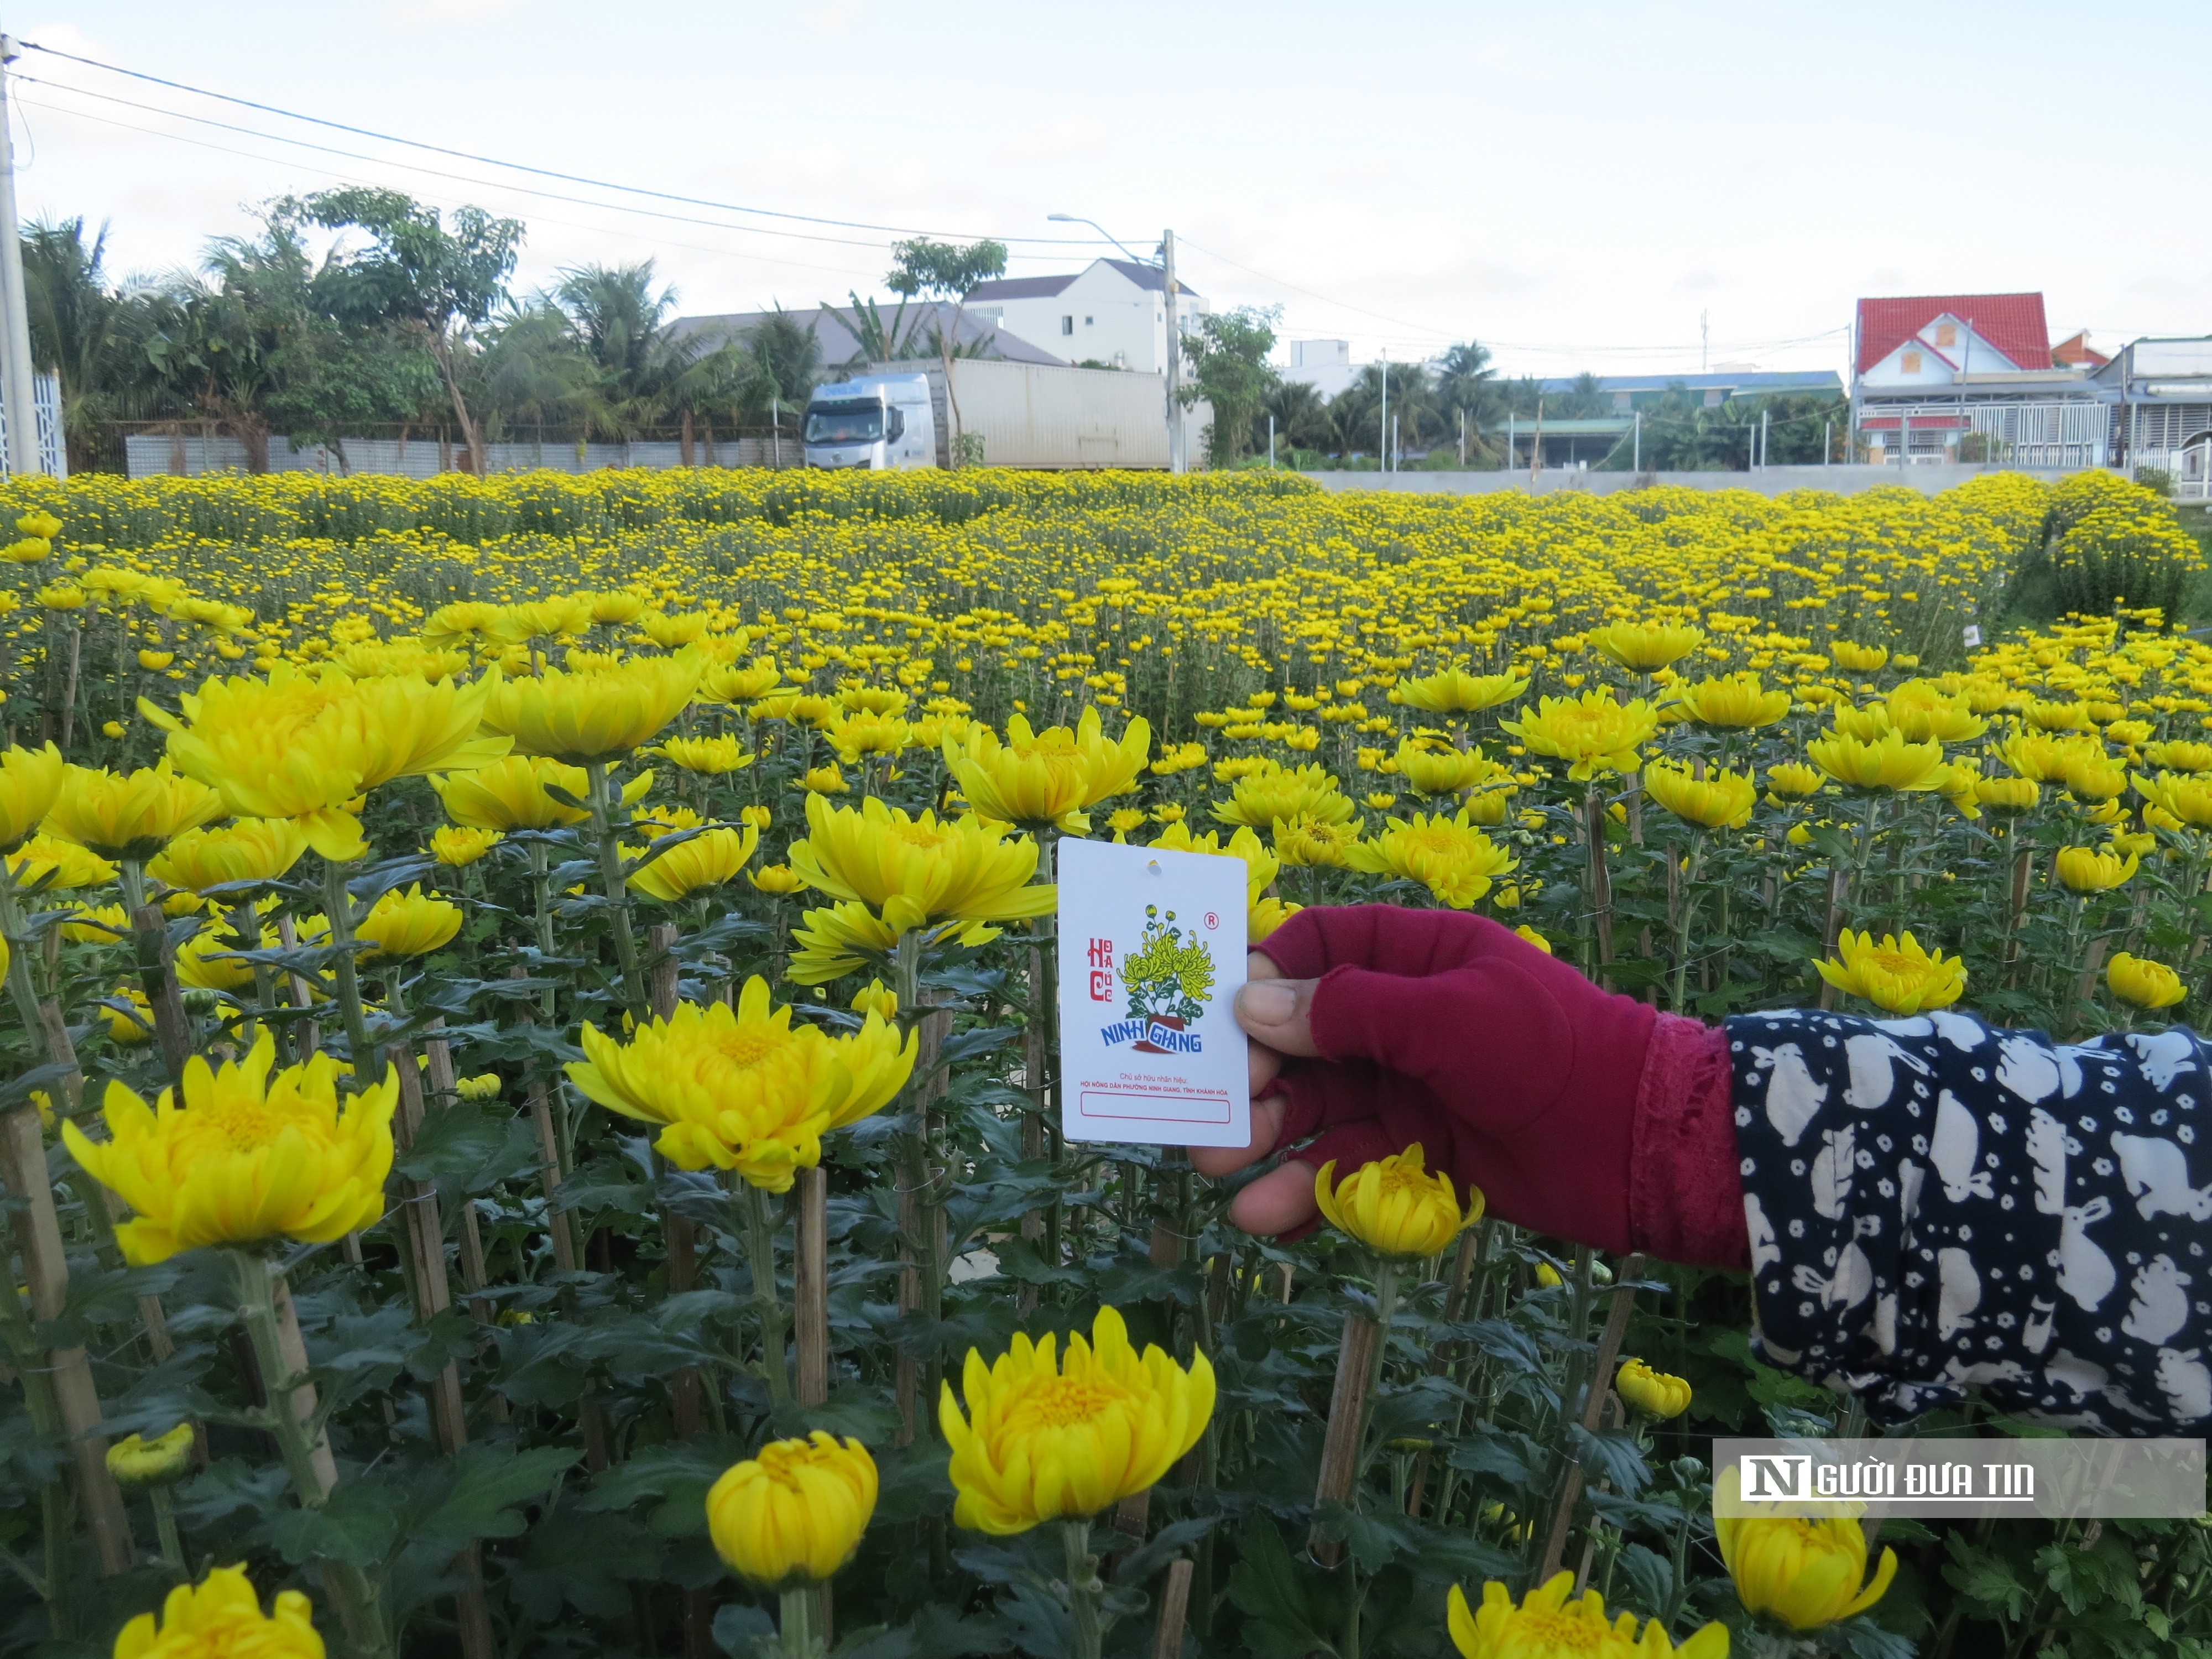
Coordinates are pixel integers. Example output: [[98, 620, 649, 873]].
[[1089, 904, 1217, 1055]]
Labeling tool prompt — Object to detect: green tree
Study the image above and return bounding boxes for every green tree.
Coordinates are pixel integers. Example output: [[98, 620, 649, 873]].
[[1181, 305, 1280, 465], [886, 237, 1007, 449], [822, 290, 932, 371], [21, 217, 141, 471], [550, 260, 757, 457], [283, 189, 524, 467], [1433, 340, 1505, 463]]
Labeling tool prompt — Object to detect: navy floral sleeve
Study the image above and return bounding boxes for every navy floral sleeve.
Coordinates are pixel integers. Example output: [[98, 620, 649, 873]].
[[1728, 1008, 2212, 1434]]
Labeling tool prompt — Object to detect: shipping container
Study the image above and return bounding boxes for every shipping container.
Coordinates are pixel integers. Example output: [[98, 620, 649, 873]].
[[874, 357, 1211, 469]]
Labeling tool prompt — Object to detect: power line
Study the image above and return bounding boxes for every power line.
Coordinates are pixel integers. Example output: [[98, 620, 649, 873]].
[[18, 39, 1103, 249], [14, 75, 1093, 265], [11, 96, 890, 285]]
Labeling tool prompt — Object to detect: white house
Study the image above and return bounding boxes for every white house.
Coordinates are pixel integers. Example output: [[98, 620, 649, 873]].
[[1279, 340, 1361, 400], [965, 259, 1207, 373]]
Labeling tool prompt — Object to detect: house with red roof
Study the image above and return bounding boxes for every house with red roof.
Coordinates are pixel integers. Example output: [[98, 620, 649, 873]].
[[1850, 292, 2108, 467]]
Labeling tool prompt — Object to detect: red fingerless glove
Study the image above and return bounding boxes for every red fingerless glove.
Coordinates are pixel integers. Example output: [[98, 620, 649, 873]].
[[1254, 906, 1748, 1270]]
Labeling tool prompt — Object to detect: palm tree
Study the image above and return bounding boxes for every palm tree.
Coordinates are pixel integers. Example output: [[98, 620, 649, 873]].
[[22, 217, 138, 470], [551, 260, 759, 461]]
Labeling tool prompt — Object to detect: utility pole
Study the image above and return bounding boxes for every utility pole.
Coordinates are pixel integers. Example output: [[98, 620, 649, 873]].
[[1824, 417, 1832, 466], [1267, 413, 1276, 471], [1700, 310, 1709, 374], [1760, 408, 1769, 472], [1161, 229, 1183, 475], [1378, 356, 1389, 473], [0, 38, 41, 477], [1458, 407, 1467, 467], [1632, 410, 1641, 473]]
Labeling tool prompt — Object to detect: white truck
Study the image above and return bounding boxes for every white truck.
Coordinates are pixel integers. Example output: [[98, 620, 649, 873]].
[[800, 373, 937, 471], [807, 359, 1211, 469]]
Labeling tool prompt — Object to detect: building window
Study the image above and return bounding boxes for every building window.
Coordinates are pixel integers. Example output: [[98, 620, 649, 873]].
[[1934, 324, 1957, 348], [1902, 351, 1923, 374], [1084, 316, 1093, 326], [1061, 315, 1074, 335]]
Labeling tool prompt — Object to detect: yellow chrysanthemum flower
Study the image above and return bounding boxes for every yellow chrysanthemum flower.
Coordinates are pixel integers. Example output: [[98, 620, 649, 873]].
[[1447, 1573, 1726, 1658], [173, 925, 261, 993], [1615, 1358, 1693, 1419], [938, 1305, 1215, 1536], [1313, 1144, 1480, 1259], [656, 733, 755, 775], [43, 761, 225, 864], [1392, 738, 1514, 801], [1587, 620, 1705, 673], [1975, 776, 2039, 815], [749, 863, 805, 895], [433, 755, 637, 831], [1396, 668, 1528, 714], [2142, 740, 2212, 774], [1717, 1470, 1897, 1631], [2133, 770, 2212, 830], [1764, 762, 1825, 800], [1814, 929, 1966, 1015], [1211, 760, 1355, 831], [148, 818, 310, 894], [705, 1432, 879, 1590], [942, 707, 1150, 832], [1674, 672, 1790, 729], [1273, 816, 1361, 869], [628, 825, 760, 901], [355, 885, 463, 961], [1500, 691, 1658, 781], [2054, 844, 2139, 893], [0, 743, 65, 854], [850, 979, 898, 1020], [2109, 952, 2185, 1010], [787, 794, 1055, 933], [479, 649, 704, 764], [1886, 681, 1986, 744], [1830, 639, 1890, 672], [429, 825, 503, 867], [801, 765, 848, 795], [61, 1031, 397, 1265], [148, 664, 512, 859], [113, 1566, 325, 1659], [1805, 728, 1946, 793], [566, 977, 917, 1188], [1344, 810, 1516, 909], [1642, 759, 1755, 830], [8, 832, 118, 892]]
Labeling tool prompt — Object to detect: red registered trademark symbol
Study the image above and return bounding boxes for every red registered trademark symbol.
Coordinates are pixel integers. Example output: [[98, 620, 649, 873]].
[[1204, 911, 1220, 930]]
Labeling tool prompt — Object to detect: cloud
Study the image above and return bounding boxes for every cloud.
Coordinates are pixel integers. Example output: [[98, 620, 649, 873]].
[[994, 118, 1109, 165]]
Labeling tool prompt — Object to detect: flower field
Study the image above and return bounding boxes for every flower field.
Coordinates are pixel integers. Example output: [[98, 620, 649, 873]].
[[3, 465, 2211, 1659]]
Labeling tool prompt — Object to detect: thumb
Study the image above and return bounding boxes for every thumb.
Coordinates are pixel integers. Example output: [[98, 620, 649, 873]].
[[1234, 978, 1321, 1058]]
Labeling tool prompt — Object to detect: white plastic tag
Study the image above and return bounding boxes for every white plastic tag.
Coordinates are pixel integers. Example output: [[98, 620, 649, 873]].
[[1055, 837, 1251, 1149]]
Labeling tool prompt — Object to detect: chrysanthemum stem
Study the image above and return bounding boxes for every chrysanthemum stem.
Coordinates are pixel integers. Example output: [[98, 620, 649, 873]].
[[319, 858, 379, 1077], [0, 868, 51, 1057], [227, 1249, 392, 1659], [739, 1180, 790, 1406], [777, 1585, 819, 1659], [150, 1485, 185, 1577], [585, 759, 648, 1016], [1062, 1519, 1104, 1659], [527, 839, 558, 1022], [1669, 836, 1708, 1014]]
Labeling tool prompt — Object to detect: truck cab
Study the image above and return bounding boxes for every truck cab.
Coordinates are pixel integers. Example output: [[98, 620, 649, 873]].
[[801, 374, 937, 470]]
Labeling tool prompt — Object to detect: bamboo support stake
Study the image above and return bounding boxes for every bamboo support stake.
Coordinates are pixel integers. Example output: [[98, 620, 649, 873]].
[[1151, 1558, 1194, 1659], [390, 1058, 467, 1454], [275, 914, 319, 1060], [1307, 1311, 1381, 1567], [794, 1167, 830, 1408], [0, 1105, 134, 1574], [1537, 1253, 1644, 1582]]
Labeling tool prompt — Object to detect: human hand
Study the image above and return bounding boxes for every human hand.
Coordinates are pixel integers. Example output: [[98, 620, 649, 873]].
[[1189, 906, 1662, 1251]]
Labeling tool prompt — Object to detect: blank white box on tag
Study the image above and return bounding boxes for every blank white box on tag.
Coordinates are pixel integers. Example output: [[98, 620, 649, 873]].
[[1056, 837, 1250, 1149]]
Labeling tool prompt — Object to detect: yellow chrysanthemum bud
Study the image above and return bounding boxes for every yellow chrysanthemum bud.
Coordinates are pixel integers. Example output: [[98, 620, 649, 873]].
[[705, 1431, 879, 1589], [1717, 1466, 1898, 1632], [849, 979, 898, 1020], [2109, 952, 2186, 1010], [106, 1423, 196, 1487], [1313, 1144, 1482, 1259], [429, 825, 503, 867], [355, 885, 463, 961], [2054, 844, 2139, 893], [1615, 1358, 1693, 1419], [656, 734, 755, 775], [1641, 759, 1756, 830], [1765, 762, 1825, 800], [748, 863, 805, 895]]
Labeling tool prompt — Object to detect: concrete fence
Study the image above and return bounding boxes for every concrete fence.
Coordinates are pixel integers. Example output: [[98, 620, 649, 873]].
[[122, 431, 803, 479], [1298, 462, 2114, 498]]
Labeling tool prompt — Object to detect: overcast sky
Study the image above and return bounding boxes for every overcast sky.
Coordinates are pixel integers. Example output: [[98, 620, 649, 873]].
[[14, 1, 2209, 379]]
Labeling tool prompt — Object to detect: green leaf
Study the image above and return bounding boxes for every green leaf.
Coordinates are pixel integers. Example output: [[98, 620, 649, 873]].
[[712, 1603, 775, 1659], [418, 1444, 582, 1548], [1942, 1534, 2030, 1621], [1113, 1515, 1220, 1589], [1226, 1512, 1326, 1651], [1618, 1543, 1673, 1623]]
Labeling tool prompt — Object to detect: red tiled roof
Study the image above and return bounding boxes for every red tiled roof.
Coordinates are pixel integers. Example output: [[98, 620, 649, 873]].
[[1855, 293, 2050, 374], [2052, 330, 2111, 368]]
